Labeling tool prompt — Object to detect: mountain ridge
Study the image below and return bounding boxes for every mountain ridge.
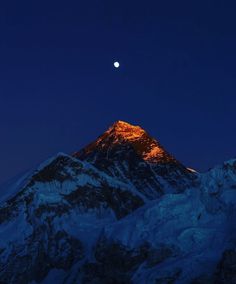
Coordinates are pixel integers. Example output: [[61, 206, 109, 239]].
[[0, 121, 235, 283]]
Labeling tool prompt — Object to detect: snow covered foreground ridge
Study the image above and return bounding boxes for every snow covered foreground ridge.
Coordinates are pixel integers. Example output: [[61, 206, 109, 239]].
[[0, 121, 235, 284]]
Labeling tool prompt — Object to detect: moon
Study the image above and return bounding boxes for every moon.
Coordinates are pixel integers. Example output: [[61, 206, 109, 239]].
[[114, 61, 120, 68]]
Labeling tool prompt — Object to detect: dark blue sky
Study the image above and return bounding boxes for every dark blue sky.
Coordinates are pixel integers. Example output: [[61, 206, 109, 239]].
[[0, 0, 236, 183]]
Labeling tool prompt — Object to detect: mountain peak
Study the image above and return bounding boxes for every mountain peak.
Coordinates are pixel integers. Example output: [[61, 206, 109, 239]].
[[74, 120, 177, 164], [104, 121, 167, 162], [112, 120, 138, 127], [106, 120, 146, 141], [73, 121, 194, 199]]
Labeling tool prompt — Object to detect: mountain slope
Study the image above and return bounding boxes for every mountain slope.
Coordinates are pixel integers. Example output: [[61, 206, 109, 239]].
[[0, 152, 147, 283], [74, 121, 197, 199], [88, 165, 236, 283]]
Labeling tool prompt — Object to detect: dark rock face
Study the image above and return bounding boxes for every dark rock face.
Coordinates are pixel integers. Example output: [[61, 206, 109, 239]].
[[0, 228, 83, 284], [76, 142, 166, 198], [31, 155, 82, 183], [214, 250, 236, 284], [145, 245, 174, 268], [190, 249, 236, 284], [64, 183, 144, 219], [155, 269, 182, 284], [81, 238, 176, 284], [191, 276, 214, 284]]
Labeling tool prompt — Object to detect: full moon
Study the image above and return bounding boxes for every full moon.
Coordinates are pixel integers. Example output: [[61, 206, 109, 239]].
[[114, 61, 120, 68]]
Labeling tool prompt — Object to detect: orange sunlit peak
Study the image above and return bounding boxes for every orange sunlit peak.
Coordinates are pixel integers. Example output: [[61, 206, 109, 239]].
[[113, 120, 138, 127], [108, 121, 165, 161], [108, 120, 145, 140]]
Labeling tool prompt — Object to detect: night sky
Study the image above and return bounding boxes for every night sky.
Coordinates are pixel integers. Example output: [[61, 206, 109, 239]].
[[0, 1, 236, 183]]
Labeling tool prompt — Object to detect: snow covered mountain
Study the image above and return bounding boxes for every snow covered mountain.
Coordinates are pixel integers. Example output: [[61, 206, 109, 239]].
[[0, 121, 235, 283]]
